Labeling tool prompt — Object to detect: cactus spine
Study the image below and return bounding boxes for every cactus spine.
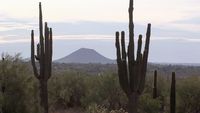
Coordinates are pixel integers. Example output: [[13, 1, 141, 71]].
[[31, 2, 53, 113], [170, 72, 176, 113], [153, 70, 157, 99], [115, 0, 151, 112]]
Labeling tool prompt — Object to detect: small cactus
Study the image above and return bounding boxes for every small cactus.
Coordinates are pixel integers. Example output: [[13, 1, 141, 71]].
[[1, 56, 5, 93], [153, 70, 157, 99], [170, 72, 176, 113]]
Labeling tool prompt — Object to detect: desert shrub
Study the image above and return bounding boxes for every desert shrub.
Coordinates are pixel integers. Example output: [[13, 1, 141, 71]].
[[49, 72, 127, 111], [0, 54, 36, 113], [177, 76, 200, 113], [138, 93, 161, 113], [144, 73, 170, 113], [97, 73, 127, 109], [86, 104, 127, 113], [86, 104, 108, 113], [110, 109, 127, 113], [80, 74, 103, 107], [49, 71, 86, 110], [0, 54, 200, 113], [145, 74, 170, 96], [82, 73, 127, 110]]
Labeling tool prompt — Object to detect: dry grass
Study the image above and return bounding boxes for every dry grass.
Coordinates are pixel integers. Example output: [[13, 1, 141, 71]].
[[50, 108, 84, 113]]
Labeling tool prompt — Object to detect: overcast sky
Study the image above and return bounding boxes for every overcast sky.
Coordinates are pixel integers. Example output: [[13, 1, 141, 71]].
[[0, 0, 200, 63]]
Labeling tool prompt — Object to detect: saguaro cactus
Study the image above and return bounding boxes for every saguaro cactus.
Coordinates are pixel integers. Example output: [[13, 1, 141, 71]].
[[31, 2, 53, 113], [1, 56, 5, 94], [170, 72, 176, 113], [153, 70, 157, 99], [115, 0, 151, 112], [1, 56, 6, 113]]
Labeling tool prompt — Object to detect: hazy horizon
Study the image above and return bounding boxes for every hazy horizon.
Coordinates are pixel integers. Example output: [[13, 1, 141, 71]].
[[0, 0, 200, 63]]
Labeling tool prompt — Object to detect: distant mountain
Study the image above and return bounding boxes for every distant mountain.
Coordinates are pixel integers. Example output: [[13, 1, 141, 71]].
[[54, 48, 115, 64]]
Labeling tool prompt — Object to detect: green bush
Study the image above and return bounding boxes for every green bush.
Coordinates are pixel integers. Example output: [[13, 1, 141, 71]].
[[138, 94, 161, 113], [177, 76, 200, 113], [83, 73, 127, 110], [49, 72, 127, 111], [0, 54, 37, 113], [49, 71, 86, 110]]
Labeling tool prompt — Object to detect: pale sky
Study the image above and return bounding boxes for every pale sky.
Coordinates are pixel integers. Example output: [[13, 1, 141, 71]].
[[0, 0, 200, 24], [0, 0, 200, 63]]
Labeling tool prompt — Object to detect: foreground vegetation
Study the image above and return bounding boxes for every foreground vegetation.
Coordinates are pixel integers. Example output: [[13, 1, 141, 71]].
[[0, 55, 199, 113]]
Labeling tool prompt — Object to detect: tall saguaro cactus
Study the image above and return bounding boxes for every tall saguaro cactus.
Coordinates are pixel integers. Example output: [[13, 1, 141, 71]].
[[115, 0, 151, 112], [170, 72, 176, 113], [153, 70, 158, 99], [31, 2, 53, 113]]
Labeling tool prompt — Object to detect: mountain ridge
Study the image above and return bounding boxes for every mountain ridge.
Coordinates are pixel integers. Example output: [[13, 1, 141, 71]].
[[54, 48, 115, 64]]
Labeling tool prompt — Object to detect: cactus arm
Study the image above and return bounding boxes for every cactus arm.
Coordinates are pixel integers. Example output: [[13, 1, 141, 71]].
[[44, 22, 49, 80], [121, 31, 131, 95], [144, 24, 151, 58], [39, 2, 44, 56], [142, 24, 151, 66], [31, 30, 39, 79], [36, 43, 41, 61], [138, 24, 151, 93], [121, 31, 126, 62], [49, 28, 53, 61], [39, 2, 43, 38], [44, 22, 49, 58], [39, 2, 45, 79], [134, 35, 142, 90], [49, 28, 53, 75], [47, 28, 53, 79], [116, 32, 121, 65], [116, 32, 124, 91], [116, 32, 129, 95], [136, 35, 142, 62]]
